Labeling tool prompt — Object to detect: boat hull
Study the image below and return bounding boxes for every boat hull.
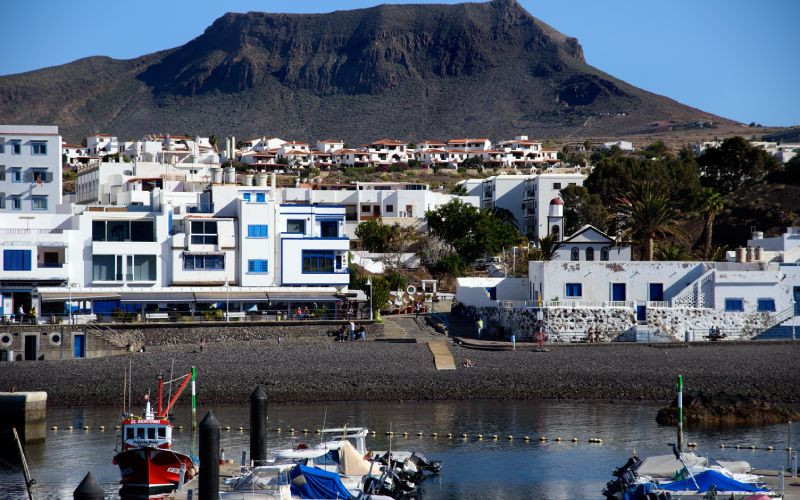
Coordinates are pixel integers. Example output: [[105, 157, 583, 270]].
[[113, 447, 195, 494]]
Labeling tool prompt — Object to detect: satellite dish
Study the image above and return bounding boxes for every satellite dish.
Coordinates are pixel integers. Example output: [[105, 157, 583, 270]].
[[406, 285, 417, 295]]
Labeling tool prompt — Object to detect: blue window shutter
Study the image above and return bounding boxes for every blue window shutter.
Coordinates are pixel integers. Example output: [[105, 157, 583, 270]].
[[256, 193, 265, 203]]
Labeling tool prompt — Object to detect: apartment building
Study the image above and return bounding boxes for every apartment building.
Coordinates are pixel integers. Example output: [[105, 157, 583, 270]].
[[0, 125, 62, 214]]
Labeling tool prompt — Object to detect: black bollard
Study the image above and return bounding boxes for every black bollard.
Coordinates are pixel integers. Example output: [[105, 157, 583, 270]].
[[250, 386, 268, 466], [73, 471, 104, 500], [199, 411, 220, 500]]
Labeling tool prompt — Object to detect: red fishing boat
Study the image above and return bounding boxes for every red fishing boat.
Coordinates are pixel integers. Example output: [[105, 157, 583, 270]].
[[113, 371, 197, 494]]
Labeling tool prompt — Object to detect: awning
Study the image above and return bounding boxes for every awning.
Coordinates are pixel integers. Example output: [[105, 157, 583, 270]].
[[40, 291, 121, 302], [120, 292, 196, 303], [266, 292, 342, 302], [193, 291, 270, 302]]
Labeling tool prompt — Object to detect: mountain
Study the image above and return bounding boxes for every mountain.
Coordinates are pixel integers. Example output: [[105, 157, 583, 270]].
[[0, 0, 727, 143]]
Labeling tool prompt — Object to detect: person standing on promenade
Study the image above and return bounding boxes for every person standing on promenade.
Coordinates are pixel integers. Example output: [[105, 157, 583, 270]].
[[476, 317, 484, 339], [414, 301, 421, 319], [349, 321, 356, 341]]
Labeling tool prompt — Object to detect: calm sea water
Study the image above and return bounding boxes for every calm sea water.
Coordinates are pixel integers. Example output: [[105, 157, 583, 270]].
[[1, 400, 797, 499]]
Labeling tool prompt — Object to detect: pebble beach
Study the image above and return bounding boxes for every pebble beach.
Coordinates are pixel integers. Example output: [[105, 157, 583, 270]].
[[1, 340, 798, 407]]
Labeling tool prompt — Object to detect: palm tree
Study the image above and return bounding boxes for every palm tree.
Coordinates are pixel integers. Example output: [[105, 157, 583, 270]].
[[616, 181, 684, 261], [698, 187, 725, 260], [530, 234, 561, 261], [490, 207, 518, 228]]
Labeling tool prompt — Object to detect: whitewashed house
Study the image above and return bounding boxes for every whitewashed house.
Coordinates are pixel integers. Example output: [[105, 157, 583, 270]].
[[0, 125, 63, 214]]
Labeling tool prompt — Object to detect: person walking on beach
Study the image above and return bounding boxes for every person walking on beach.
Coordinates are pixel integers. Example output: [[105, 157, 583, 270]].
[[476, 317, 484, 339], [200, 338, 205, 352], [349, 321, 356, 341]]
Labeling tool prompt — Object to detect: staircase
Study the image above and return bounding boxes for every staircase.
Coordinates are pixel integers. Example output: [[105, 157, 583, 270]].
[[753, 325, 797, 340], [376, 315, 443, 342]]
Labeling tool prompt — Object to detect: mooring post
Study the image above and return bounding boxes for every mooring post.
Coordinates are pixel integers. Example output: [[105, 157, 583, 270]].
[[199, 411, 220, 500], [788, 421, 793, 470], [677, 374, 684, 453], [73, 471, 104, 500], [250, 385, 268, 467]]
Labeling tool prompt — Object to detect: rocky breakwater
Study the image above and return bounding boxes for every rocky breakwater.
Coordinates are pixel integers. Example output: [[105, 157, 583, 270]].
[[656, 391, 800, 426]]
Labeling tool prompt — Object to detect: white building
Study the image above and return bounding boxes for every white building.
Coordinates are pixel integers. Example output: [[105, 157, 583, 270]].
[[282, 181, 478, 237], [0, 125, 63, 214]]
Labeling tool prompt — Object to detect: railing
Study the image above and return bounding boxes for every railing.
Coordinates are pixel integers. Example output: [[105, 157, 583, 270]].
[[185, 203, 215, 213], [0, 228, 64, 234], [647, 301, 670, 308], [497, 299, 636, 309], [36, 308, 371, 325]]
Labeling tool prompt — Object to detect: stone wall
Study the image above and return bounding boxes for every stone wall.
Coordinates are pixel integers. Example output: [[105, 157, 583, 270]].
[[464, 304, 777, 343], [0, 321, 382, 359]]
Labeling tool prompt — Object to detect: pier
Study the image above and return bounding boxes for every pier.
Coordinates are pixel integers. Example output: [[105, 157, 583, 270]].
[[0, 391, 47, 444]]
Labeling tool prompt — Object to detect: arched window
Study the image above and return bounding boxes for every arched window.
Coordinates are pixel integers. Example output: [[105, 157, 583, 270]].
[[601, 247, 610, 261], [571, 247, 579, 261], [586, 247, 595, 261], [551, 225, 560, 240]]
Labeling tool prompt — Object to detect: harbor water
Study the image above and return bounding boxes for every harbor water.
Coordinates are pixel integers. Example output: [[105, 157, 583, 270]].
[[1, 399, 797, 499]]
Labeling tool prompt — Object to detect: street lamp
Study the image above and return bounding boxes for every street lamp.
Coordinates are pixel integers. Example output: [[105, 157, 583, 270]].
[[67, 282, 79, 325], [224, 280, 230, 322], [365, 278, 373, 321], [792, 296, 797, 341], [512, 247, 518, 277]]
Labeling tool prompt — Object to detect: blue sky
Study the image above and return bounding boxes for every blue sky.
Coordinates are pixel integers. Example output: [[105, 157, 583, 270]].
[[2, 0, 798, 126]]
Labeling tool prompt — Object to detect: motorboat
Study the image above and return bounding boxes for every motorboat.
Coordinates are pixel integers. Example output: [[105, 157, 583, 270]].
[[603, 446, 779, 499]]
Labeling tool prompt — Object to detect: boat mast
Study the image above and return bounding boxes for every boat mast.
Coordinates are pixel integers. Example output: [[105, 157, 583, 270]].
[[157, 374, 164, 417]]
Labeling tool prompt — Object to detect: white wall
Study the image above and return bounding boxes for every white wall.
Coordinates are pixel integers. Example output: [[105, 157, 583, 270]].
[[0, 125, 62, 213]]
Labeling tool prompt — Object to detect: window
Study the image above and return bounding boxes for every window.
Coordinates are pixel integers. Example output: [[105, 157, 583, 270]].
[[0, 193, 4, 209], [11, 141, 21, 155], [137, 428, 145, 439], [553, 182, 561, 189], [10, 196, 21, 210], [243, 193, 251, 202], [247, 224, 269, 238], [601, 247, 610, 261], [571, 247, 579, 261], [132, 255, 156, 281], [10, 167, 22, 182], [385, 204, 394, 213], [107, 221, 130, 242], [611, 283, 626, 301], [147, 428, 156, 440], [32, 169, 50, 183], [286, 219, 305, 234], [31, 196, 47, 210], [126, 427, 134, 439], [190, 220, 218, 245], [0, 166, 5, 181], [585, 247, 595, 261], [158, 427, 166, 438], [565, 283, 582, 297], [302, 250, 336, 273], [248, 259, 269, 273], [184, 253, 225, 270], [649, 283, 664, 302], [361, 204, 370, 213], [0, 139, 4, 154], [320, 220, 339, 238], [4, 249, 32, 271], [92, 255, 115, 281], [31, 142, 47, 155], [130, 220, 154, 241], [757, 298, 776, 312], [724, 298, 744, 312], [256, 192, 266, 203]]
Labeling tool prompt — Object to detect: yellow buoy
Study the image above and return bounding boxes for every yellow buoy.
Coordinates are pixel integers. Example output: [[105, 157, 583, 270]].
[[224, 426, 231, 431], [571, 437, 578, 443], [276, 427, 282, 432], [492, 434, 498, 440], [51, 426, 58, 431], [554, 437, 561, 442], [766, 446, 774, 451], [447, 433, 453, 439], [67, 425, 73, 430], [507, 435, 513, 440], [431, 432, 438, 437], [289, 428, 295, 433], [402, 432, 408, 437], [385, 431, 394, 436], [239, 426, 245, 431], [477, 434, 484, 440], [303, 428, 309, 433], [720, 444, 725, 448], [370, 430, 376, 435], [523, 436, 530, 441], [461, 433, 468, 438], [416, 432, 423, 437], [83, 425, 89, 430], [99, 426, 105, 431], [316, 429, 321, 434], [749, 445, 756, 450], [538, 436, 547, 442]]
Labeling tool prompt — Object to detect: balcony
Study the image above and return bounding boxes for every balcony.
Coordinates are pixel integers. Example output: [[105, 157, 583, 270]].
[[185, 203, 215, 213]]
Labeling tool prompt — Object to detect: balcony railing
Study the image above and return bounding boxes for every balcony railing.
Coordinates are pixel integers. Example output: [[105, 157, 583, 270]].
[[0, 228, 64, 234], [185, 203, 215, 213]]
